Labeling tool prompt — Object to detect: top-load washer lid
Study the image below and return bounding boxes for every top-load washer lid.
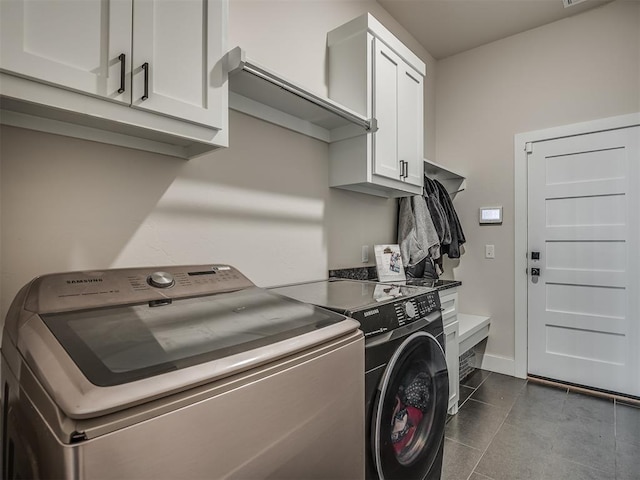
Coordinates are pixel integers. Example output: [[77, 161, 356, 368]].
[[271, 279, 432, 314], [41, 287, 346, 387], [5, 265, 359, 418]]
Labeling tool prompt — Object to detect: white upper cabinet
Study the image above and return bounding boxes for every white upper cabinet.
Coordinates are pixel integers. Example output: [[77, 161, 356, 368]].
[[131, 0, 225, 128], [372, 41, 401, 181], [327, 13, 425, 198], [0, 0, 133, 104], [0, 0, 228, 158], [398, 64, 423, 187]]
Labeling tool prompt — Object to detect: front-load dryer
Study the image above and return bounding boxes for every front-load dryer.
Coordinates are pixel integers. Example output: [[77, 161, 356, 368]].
[[1, 265, 364, 479], [272, 279, 448, 480]]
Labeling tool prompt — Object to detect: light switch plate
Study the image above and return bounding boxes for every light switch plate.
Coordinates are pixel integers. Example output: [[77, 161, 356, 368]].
[[485, 245, 495, 259], [362, 245, 369, 263]]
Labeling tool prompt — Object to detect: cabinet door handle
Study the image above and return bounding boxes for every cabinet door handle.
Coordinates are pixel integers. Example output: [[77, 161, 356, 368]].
[[117, 54, 126, 94], [141, 62, 149, 101], [400, 160, 407, 178]]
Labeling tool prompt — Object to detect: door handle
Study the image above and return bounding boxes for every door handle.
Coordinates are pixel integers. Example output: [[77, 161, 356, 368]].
[[530, 251, 541, 277], [117, 53, 126, 94], [141, 62, 149, 101]]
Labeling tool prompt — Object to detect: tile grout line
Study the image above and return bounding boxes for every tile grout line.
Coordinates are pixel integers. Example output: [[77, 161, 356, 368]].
[[464, 379, 527, 480], [455, 370, 494, 480], [614, 397, 618, 478], [463, 397, 501, 409], [538, 386, 569, 478], [443, 436, 484, 453], [546, 388, 617, 478], [470, 472, 495, 480], [458, 371, 491, 410], [462, 380, 623, 479]]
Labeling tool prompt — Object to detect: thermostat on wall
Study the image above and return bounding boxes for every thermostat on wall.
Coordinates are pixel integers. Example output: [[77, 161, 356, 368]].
[[479, 207, 503, 224]]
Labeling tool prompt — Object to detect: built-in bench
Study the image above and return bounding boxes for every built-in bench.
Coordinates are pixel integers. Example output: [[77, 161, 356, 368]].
[[458, 313, 491, 355]]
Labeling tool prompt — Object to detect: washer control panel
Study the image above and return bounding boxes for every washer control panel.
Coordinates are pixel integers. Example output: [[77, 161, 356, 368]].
[[148, 271, 175, 288], [25, 264, 255, 314]]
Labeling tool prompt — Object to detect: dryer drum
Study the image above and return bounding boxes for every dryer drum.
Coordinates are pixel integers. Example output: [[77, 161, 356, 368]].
[[373, 332, 449, 480]]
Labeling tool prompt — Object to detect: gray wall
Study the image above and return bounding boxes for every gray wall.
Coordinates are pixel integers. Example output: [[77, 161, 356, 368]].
[[435, 0, 640, 371], [0, 0, 436, 326], [3, 0, 637, 370]]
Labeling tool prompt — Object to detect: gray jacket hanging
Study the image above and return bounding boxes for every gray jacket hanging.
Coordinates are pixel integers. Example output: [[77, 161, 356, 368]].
[[424, 177, 451, 245], [398, 195, 441, 268], [433, 179, 466, 259]]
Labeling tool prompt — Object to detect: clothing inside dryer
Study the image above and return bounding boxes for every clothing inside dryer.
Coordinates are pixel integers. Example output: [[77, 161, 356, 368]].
[[390, 359, 435, 463]]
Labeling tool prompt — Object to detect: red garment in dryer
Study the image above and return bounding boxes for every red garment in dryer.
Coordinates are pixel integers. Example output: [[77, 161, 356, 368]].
[[392, 405, 424, 455]]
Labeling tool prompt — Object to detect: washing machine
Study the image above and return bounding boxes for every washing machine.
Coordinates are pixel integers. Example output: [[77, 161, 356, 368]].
[[0, 264, 364, 480], [271, 279, 448, 480]]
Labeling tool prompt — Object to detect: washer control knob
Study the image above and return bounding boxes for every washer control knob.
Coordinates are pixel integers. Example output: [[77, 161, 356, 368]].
[[404, 301, 417, 319], [148, 271, 175, 288]]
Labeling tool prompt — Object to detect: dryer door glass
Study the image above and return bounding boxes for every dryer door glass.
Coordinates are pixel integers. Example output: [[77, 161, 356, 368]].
[[372, 332, 448, 479]]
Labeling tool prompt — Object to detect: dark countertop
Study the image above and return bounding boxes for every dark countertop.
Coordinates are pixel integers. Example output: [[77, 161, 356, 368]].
[[328, 267, 461, 292], [328, 266, 378, 281]]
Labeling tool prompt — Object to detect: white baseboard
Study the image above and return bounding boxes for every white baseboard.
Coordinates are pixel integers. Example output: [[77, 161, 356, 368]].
[[473, 351, 517, 377]]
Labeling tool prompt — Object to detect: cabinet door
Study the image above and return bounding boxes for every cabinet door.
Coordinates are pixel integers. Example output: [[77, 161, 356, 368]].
[[131, 0, 225, 129], [372, 39, 400, 181], [0, 0, 132, 103], [443, 320, 460, 414], [398, 66, 423, 186]]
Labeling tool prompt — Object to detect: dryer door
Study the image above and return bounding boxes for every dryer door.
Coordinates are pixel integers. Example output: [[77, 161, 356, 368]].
[[372, 332, 448, 480]]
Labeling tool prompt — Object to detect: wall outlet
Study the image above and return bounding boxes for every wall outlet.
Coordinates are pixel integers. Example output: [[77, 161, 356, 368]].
[[485, 244, 495, 259], [362, 245, 369, 263]]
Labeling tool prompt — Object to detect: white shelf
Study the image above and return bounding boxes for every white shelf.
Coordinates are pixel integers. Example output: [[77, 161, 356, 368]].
[[424, 158, 466, 196], [424, 159, 464, 180], [458, 313, 491, 355], [227, 47, 375, 143]]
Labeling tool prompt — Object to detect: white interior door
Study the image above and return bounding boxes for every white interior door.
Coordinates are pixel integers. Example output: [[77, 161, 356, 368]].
[[527, 126, 640, 397], [0, 0, 132, 103]]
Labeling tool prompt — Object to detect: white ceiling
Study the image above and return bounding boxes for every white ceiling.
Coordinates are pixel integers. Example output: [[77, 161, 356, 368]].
[[377, 0, 615, 59]]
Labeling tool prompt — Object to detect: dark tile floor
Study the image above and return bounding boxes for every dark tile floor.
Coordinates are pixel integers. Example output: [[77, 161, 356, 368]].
[[442, 370, 640, 480]]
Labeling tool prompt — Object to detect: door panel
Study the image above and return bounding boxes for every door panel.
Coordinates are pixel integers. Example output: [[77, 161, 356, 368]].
[[443, 321, 459, 414], [398, 68, 423, 187], [132, 0, 222, 127], [527, 126, 640, 397], [545, 194, 626, 226], [372, 39, 400, 181], [0, 0, 132, 103]]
